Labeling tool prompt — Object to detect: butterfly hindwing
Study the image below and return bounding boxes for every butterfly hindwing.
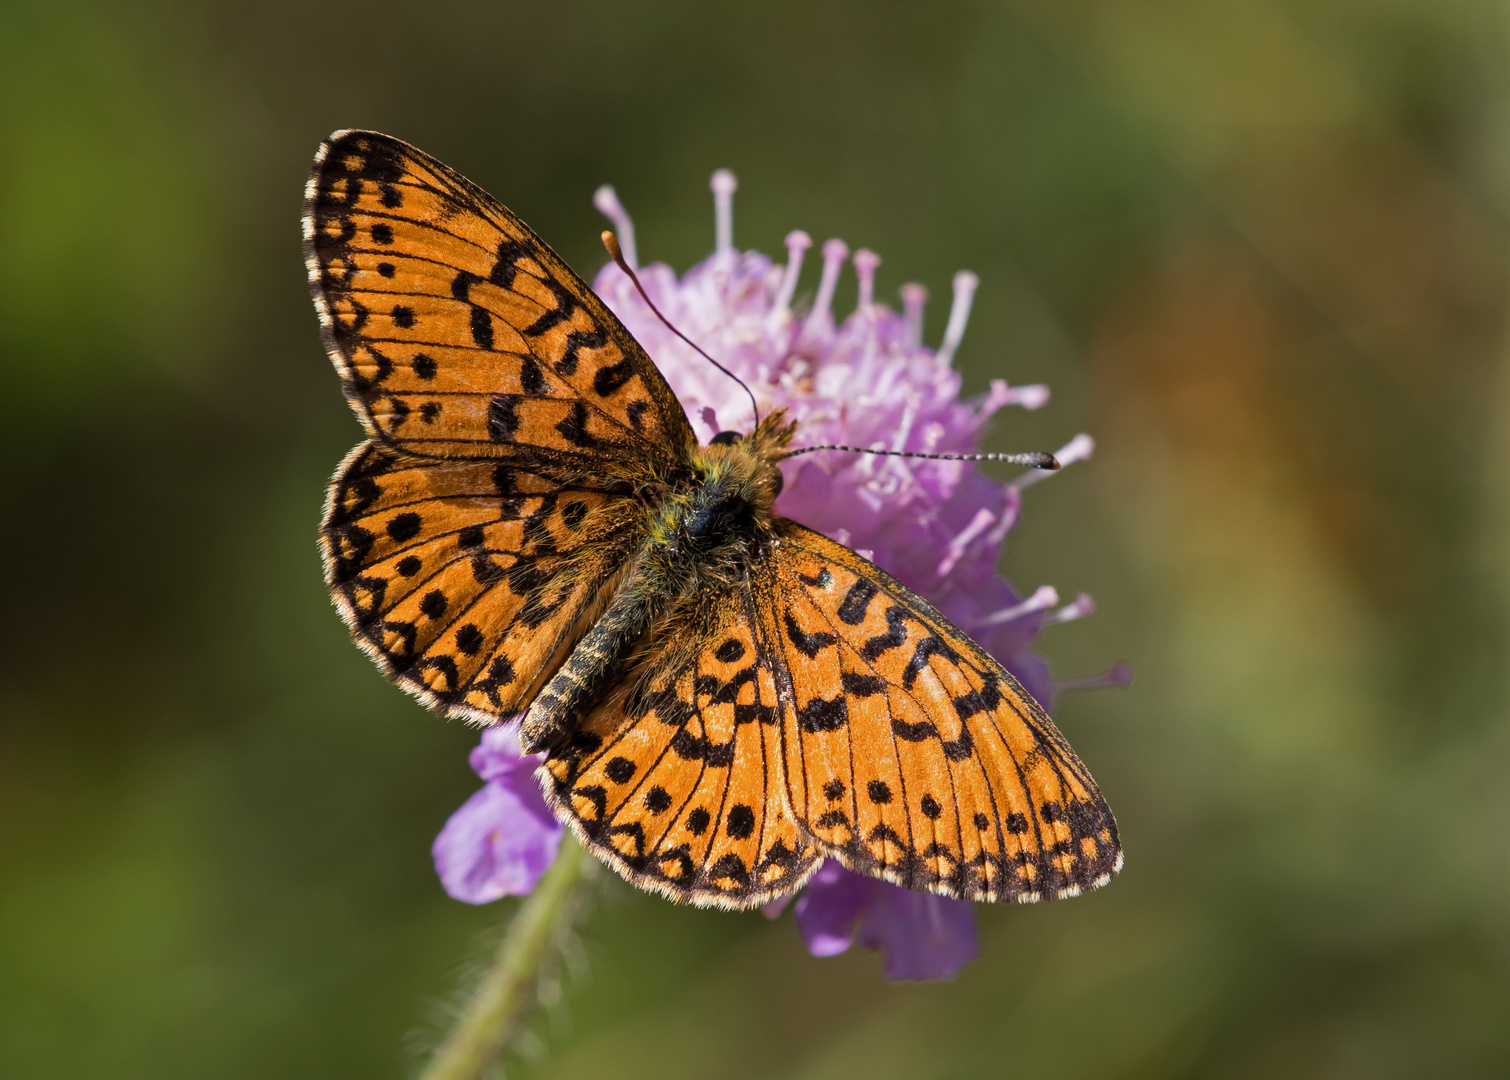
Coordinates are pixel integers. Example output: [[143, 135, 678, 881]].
[[304, 130, 696, 472], [542, 586, 820, 908], [322, 442, 645, 722], [755, 520, 1121, 903]]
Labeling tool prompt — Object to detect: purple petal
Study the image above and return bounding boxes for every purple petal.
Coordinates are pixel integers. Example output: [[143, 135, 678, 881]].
[[859, 883, 980, 981], [467, 720, 533, 782], [792, 861, 876, 957], [432, 779, 563, 904]]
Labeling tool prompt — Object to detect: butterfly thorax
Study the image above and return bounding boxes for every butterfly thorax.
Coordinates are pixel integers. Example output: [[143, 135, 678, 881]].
[[519, 413, 794, 753]]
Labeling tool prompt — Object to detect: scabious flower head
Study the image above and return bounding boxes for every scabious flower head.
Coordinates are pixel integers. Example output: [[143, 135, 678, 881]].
[[433, 170, 1125, 981]]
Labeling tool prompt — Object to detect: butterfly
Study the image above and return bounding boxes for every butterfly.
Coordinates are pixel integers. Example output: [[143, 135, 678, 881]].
[[305, 130, 1121, 909]]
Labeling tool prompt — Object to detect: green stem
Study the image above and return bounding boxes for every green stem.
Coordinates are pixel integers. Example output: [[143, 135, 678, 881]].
[[420, 836, 590, 1080]]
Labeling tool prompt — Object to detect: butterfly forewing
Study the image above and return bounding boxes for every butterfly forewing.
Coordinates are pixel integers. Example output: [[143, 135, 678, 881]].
[[755, 521, 1121, 903], [542, 587, 820, 908], [305, 130, 695, 472], [322, 443, 645, 722]]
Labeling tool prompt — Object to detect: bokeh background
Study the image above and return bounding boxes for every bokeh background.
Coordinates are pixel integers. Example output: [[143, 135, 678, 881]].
[[4, 0, 1510, 1076]]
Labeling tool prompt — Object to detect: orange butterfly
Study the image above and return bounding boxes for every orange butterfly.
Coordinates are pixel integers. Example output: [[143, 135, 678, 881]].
[[305, 130, 1121, 908]]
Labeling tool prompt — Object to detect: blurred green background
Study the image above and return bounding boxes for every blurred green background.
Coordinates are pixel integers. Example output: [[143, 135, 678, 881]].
[[4, 0, 1509, 1076]]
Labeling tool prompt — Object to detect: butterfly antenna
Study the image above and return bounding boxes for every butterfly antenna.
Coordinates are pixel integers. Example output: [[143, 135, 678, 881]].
[[601, 231, 761, 429], [782, 445, 1060, 469]]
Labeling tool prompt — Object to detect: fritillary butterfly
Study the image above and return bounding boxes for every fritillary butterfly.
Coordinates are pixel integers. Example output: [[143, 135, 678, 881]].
[[305, 130, 1121, 908]]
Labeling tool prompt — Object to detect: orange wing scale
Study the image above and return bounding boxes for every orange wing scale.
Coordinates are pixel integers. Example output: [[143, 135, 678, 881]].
[[322, 443, 643, 723], [304, 130, 695, 472], [542, 588, 820, 908], [756, 521, 1121, 903]]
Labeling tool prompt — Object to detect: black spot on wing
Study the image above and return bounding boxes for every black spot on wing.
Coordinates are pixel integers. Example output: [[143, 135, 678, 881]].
[[562, 500, 589, 530], [525, 277, 583, 339], [952, 676, 1002, 721], [555, 401, 602, 449], [798, 567, 832, 589], [733, 703, 774, 725], [714, 638, 746, 663], [455, 624, 484, 655], [892, 718, 937, 742], [572, 783, 607, 821], [386, 396, 411, 430], [839, 672, 885, 697], [783, 611, 837, 658], [519, 354, 546, 395], [450, 270, 495, 348], [386, 513, 422, 542], [488, 237, 535, 290], [726, 805, 755, 840], [902, 634, 960, 690], [860, 606, 908, 662], [836, 579, 878, 625], [707, 853, 750, 887], [488, 395, 521, 442], [592, 359, 634, 397], [797, 695, 848, 732]]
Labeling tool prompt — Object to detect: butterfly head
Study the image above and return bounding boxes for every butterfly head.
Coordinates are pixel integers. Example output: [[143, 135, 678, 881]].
[[691, 409, 796, 516]]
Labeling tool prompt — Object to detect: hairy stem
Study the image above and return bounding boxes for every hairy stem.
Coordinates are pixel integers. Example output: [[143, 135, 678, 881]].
[[420, 836, 590, 1080]]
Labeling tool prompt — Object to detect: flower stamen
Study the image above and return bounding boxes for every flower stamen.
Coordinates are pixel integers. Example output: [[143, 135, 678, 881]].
[[935, 270, 980, 366], [984, 379, 1050, 412], [711, 168, 738, 261], [936, 507, 997, 578], [853, 249, 881, 312], [804, 238, 850, 337], [769, 230, 813, 325], [1055, 663, 1134, 693], [975, 584, 1059, 628], [901, 283, 928, 348], [1044, 592, 1095, 624]]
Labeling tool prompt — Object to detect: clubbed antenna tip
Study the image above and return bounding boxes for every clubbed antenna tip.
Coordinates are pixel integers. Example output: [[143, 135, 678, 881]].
[[601, 229, 624, 265]]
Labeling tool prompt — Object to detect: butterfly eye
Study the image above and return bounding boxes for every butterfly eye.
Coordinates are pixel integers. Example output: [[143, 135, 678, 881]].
[[771, 468, 784, 498], [710, 430, 741, 446]]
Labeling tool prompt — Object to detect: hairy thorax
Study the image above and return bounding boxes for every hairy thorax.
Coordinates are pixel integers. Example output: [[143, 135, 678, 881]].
[[520, 413, 794, 752]]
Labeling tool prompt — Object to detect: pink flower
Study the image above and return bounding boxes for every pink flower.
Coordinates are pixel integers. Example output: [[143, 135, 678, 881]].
[[432, 724, 563, 904], [433, 171, 1126, 979]]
